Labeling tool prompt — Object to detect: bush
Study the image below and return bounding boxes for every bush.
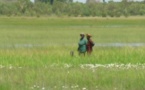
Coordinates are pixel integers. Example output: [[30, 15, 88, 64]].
[[0, 1, 145, 17]]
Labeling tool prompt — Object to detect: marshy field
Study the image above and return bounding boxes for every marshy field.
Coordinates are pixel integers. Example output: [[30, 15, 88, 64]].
[[0, 16, 145, 90]]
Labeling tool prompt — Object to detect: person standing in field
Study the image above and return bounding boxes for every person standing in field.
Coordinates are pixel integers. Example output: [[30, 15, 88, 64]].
[[86, 34, 95, 55], [78, 33, 87, 56]]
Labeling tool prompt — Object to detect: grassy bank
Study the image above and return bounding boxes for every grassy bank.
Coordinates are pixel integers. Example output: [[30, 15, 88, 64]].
[[0, 16, 145, 45]]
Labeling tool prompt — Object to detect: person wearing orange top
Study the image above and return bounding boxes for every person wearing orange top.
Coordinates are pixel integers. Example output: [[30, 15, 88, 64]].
[[86, 34, 95, 55]]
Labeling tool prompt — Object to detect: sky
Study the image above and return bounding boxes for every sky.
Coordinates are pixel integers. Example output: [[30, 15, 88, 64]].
[[30, 0, 34, 3], [30, 0, 144, 3], [73, 0, 144, 3]]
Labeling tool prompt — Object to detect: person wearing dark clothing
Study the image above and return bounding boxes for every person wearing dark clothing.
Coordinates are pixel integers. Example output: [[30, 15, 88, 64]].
[[78, 33, 87, 56], [86, 34, 94, 55]]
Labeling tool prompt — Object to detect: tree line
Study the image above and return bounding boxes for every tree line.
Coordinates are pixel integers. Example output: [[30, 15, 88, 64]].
[[0, 0, 145, 17]]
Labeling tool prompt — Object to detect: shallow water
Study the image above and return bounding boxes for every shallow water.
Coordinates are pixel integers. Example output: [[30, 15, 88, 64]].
[[0, 43, 145, 48], [95, 43, 145, 47]]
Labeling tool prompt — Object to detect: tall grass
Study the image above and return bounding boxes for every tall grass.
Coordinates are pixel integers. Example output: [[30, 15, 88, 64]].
[[0, 46, 145, 66], [0, 16, 145, 90]]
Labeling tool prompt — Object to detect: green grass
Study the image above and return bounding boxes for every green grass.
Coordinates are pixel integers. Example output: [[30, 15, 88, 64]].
[[0, 16, 145, 45], [0, 47, 145, 66], [1, 65, 145, 90], [0, 16, 145, 90]]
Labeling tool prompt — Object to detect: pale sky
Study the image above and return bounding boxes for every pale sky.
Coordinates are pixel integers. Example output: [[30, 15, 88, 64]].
[[73, 0, 144, 3], [30, 0, 34, 3], [30, 0, 144, 3]]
